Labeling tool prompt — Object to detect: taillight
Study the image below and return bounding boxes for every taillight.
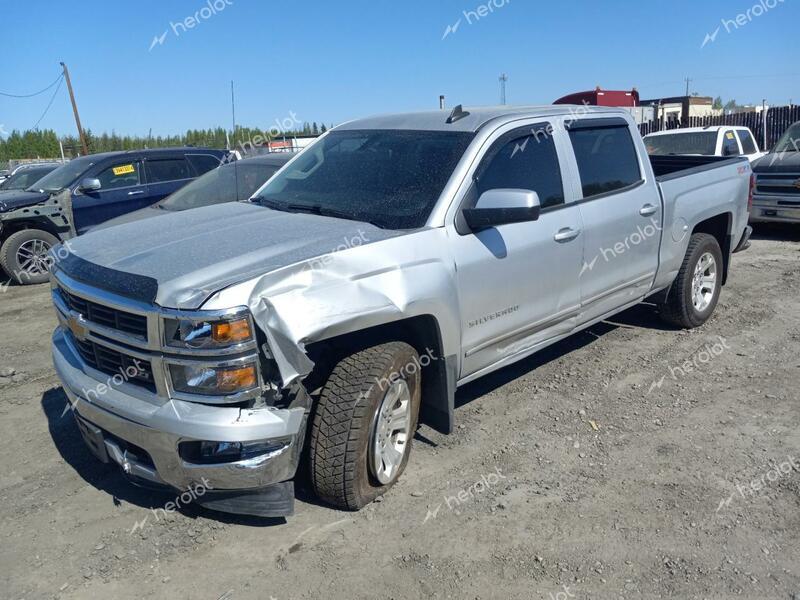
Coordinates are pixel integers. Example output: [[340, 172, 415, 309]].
[[748, 174, 755, 211]]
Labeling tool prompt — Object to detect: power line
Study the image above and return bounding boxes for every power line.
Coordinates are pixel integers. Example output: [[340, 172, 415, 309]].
[[0, 73, 64, 98], [32, 74, 65, 130]]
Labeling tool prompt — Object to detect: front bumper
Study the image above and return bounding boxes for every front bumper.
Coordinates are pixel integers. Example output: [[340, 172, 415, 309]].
[[750, 196, 800, 224], [52, 328, 306, 517]]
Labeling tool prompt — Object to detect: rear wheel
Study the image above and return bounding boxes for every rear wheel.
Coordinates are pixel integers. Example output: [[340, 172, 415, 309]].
[[0, 229, 59, 285], [659, 233, 723, 329], [309, 342, 421, 510]]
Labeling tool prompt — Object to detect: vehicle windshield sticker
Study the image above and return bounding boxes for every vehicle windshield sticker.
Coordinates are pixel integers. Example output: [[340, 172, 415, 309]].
[[113, 164, 135, 176]]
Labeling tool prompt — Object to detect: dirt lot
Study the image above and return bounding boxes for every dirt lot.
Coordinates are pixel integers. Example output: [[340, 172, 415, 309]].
[[1, 224, 798, 600]]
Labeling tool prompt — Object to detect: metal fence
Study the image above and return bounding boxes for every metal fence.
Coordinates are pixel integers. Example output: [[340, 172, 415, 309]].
[[638, 105, 800, 150]]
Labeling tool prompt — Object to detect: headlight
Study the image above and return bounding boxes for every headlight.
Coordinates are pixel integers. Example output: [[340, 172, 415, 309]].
[[170, 361, 258, 396], [164, 312, 254, 350]]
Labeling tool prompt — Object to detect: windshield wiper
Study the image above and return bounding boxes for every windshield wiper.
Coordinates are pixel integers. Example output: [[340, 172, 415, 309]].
[[252, 198, 383, 227]]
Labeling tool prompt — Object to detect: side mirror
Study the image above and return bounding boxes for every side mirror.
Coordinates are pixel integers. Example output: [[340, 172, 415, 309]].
[[79, 178, 101, 192], [462, 189, 541, 231]]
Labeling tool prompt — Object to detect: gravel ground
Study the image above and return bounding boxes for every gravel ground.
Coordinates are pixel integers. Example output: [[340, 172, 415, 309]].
[[0, 224, 798, 600]]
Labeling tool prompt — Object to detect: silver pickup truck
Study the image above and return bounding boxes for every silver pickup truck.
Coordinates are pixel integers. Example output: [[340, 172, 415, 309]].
[[50, 106, 753, 517]]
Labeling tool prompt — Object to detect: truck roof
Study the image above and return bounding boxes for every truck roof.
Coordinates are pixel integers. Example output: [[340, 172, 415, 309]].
[[645, 126, 752, 137], [337, 105, 631, 133]]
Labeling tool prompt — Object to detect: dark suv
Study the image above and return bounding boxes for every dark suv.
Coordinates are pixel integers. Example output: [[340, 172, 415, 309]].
[[0, 147, 233, 284]]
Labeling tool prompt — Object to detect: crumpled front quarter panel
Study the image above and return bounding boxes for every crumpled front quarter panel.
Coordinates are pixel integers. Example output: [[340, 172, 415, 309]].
[[203, 228, 461, 386]]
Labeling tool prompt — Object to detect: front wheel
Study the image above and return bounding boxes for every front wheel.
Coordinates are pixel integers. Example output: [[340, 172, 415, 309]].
[[309, 341, 422, 510], [0, 229, 59, 285], [659, 233, 723, 329]]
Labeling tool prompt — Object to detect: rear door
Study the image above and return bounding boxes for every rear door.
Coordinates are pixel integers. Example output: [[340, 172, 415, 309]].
[[71, 159, 146, 233], [564, 118, 662, 325], [451, 121, 585, 379], [143, 156, 194, 203]]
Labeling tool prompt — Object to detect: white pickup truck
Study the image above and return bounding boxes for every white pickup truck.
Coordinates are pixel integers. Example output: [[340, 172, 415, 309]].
[[50, 105, 754, 517], [644, 126, 766, 163]]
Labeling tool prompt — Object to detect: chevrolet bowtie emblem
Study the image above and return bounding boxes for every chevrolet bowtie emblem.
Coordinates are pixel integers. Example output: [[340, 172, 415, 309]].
[[67, 315, 88, 341]]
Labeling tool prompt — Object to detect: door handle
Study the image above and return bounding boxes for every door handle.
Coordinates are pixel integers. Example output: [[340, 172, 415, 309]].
[[127, 190, 145, 196], [639, 204, 658, 217], [554, 227, 581, 242]]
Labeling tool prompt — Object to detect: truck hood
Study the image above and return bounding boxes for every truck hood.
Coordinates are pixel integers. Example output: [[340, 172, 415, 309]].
[[753, 151, 800, 173], [59, 201, 408, 308], [0, 190, 50, 214]]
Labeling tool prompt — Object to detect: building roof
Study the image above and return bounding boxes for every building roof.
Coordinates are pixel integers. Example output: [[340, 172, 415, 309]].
[[337, 105, 630, 133]]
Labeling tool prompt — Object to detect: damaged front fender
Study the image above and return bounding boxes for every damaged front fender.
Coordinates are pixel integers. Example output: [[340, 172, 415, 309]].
[[201, 228, 462, 387]]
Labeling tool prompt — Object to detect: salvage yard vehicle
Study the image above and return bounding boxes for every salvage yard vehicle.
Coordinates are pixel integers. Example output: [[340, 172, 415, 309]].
[[50, 105, 753, 518], [750, 120, 800, 224], [644, 126, 766, 163], [94, 152, 295, 230], [0, 163, 61, 192], [0, 147, 232, 285]]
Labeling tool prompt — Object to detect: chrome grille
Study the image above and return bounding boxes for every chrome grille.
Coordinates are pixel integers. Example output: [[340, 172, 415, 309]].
[[72, 337, 156, 392], [756, 173, 800, 196], [59, 286, 148, 339]]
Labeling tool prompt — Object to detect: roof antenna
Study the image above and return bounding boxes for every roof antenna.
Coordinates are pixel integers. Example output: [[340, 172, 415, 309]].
[[446, 104, 470, 124]]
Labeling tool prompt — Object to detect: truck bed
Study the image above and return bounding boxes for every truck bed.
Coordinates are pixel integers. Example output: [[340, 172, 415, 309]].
[[649, 154, 741, 180]]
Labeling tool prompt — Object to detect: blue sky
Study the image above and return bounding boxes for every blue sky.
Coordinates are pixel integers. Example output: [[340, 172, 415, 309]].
[[1, 0, 798, 137]]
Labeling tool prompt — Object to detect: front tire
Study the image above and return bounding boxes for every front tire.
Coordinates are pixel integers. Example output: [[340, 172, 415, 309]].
[[659, 233, 723, 329], [0, 229, 59, 285], [309, 342, 422, 510]]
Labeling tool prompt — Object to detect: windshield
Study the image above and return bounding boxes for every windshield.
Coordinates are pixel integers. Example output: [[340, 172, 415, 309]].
[[27, 156, 97, 193], [0, 166, 57, 191], [159, 161, 282, 211], [773, 123, 800, 153], [644, 131, 718, 155], [253, 129, 475, 229]]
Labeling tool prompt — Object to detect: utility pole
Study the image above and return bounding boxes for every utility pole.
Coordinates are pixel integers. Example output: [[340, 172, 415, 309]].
[[684, 77, 692, 97], [762, 99, 768, 149], [499, 73, 508, 105], [60, 62, 88, 156]]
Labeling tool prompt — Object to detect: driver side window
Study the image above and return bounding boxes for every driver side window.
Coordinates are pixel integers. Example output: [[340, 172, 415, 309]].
[[96, 162, 141, 190], [476, 128, 565, 210]]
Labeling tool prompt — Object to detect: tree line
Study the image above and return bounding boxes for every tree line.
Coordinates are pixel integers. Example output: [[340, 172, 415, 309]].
[[0, 122, 331, 163]]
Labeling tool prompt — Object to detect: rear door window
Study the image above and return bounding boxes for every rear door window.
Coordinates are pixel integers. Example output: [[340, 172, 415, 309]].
[[145, 158, 192, 183], [568, 124, 641, 198], [96, 162, 141, 190], [737, 130, 758, 154], [187, 154, 222, 176]]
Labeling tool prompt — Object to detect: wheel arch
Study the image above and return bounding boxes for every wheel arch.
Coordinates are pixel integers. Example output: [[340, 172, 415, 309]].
[[305, 314, 457, 434], [691, 212, 732, 285]]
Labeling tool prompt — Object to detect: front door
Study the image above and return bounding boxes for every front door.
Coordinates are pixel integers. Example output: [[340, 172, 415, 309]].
[[72, 160, 146, 233], [451, 122, 585, 379]]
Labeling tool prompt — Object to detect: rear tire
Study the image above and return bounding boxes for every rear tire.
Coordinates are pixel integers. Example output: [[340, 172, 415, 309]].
[[659, 233, 723, 329], [0, 229, 59, 285], [309, 342, 421, 510]]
